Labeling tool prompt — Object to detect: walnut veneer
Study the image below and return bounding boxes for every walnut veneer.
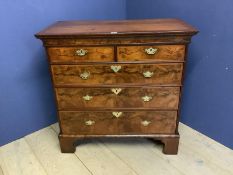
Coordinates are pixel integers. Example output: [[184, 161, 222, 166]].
[[36, 19, 198, 154]]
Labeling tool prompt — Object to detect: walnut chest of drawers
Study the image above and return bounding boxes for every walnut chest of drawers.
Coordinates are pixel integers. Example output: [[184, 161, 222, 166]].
[[36, 19, 198, 154]]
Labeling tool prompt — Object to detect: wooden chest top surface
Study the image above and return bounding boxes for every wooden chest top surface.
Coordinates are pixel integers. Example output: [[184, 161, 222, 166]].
[[35, 19, 198, 38]]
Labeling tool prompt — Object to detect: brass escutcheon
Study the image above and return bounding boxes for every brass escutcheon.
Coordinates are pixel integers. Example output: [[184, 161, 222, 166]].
[[112, 112, 123, 118], [75, 49, 88, 56], [145, 47, 158, 55], [111, 88, 122, 95], [111, 65, 121, 73]]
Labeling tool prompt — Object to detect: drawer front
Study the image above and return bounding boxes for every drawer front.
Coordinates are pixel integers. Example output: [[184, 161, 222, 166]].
[[59, 111, 177, 135], [47, 46, 114, 63], [56, 87, 180, 110], [51, 63, 183, 86], [117, 45, 185, 62]]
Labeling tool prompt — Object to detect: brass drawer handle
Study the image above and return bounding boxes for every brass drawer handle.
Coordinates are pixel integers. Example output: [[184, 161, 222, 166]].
[[75, 49, 88, 56], [80, 71, 90, 80], [85, 120, 95, 126], [145, 47, 158, 55], [112, 112, 123, 118], [111, 88, 122, 95], [83, 95, 93, 101], [143, 71, 154, 78], [142, 95, 153, 102], [111, 65, 121, 73], [141, 120, 151, 126]]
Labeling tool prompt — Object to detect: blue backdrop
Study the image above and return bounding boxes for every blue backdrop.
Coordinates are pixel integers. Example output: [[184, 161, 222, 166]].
[[0, 0, 126, 146], [127, 0, 233, 149], [1, 0, 233, 149]]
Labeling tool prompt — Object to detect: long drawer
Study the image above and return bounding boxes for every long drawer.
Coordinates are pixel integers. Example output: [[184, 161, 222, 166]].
[[51, 63, 183, 86], [56, 87, 180, 110], [59, 111, 177, 135]]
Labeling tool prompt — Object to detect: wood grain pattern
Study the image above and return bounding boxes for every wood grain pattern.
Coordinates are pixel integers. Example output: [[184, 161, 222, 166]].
[[42, 36, 191, 46], [0, 167, 3, 175], [51, 63, 183, 86], [2, 123, 232, 175], [0, 139, 47, 175], [35, 19, 198, 154], [47, 123, 139, 175], [24, 128, 91, 175], [59, 111, 177, 135], [47, 46, 114, 63], [99, 137, 181, 175], [117, 45, 185, 62], [35, 19, 198, 38], [56, 87, 180, 110]]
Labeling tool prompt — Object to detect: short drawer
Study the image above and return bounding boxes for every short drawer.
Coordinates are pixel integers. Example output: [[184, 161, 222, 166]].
[[47, 46, 114, 63], [59, 111, 177, 135], [51, 63, 183, 86], [117, 45, 185, 62], [56, 87, 180, 110]]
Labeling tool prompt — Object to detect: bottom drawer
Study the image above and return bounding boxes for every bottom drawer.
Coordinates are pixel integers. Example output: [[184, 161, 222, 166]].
[[59, 111, 177, 135]]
